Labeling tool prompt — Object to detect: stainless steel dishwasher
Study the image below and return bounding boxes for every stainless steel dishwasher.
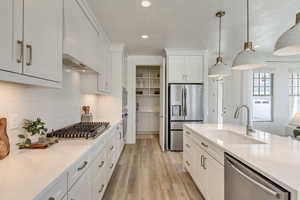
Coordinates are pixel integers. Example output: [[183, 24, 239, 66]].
[[225, 154, 290, 200]]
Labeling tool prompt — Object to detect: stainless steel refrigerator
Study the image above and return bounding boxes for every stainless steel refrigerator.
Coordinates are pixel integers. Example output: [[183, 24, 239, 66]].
[[168, 83, 204, 151]]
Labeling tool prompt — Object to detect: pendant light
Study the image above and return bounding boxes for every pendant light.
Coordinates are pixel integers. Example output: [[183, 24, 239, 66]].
[[208, 11, 231, 78], [232, 0, 266, 70], [274, 12, 300, 56]]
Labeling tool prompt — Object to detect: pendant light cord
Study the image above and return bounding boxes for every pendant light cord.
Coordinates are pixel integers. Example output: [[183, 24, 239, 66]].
[[247, 0, 250, 42], [218, 14, 222, 57]]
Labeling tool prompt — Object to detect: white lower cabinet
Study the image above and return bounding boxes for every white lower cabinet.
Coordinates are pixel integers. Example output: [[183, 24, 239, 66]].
[[35, 122, 124, 200], [183, 129, 224, 200], [68, 171, 92, 200]]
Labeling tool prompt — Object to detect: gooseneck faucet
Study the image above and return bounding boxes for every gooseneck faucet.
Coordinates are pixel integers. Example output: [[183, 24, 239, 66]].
[[234, 105, 254, 136]]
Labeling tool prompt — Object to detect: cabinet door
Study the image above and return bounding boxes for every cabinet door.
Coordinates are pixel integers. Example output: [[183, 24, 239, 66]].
[[193, 144, 207, 197], [69, 172, 92, 200], [168, 56, 185, 83], [23, 0, 63, 82], [104, 50, 112, 92], [0, 0, 23, 73], [205, 155, 224, 200], [185, 56, 203, 83]]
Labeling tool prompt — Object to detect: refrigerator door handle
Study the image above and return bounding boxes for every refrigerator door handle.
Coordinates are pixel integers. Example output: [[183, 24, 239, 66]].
[[181, 88, 185, 116], [184, 87, 187, 116]]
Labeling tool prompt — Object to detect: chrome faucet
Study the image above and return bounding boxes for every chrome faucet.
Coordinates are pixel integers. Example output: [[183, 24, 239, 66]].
[[234, 105, 254, 136]]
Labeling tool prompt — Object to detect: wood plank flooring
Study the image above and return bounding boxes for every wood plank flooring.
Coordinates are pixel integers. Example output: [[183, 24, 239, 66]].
[[103, 135, 204, 200]]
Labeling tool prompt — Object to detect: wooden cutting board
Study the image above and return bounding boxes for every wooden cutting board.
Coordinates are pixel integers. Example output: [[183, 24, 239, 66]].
[[0, 118, 10, 159]]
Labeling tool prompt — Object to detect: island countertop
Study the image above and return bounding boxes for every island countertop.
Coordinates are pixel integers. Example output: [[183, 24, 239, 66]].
[[184, 123, 300, 200]]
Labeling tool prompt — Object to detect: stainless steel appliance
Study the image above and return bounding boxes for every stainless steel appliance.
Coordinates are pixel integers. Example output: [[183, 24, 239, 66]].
[[168, 83, 204, 151], [225, 154, 290, 200], [47, 122, 110, 139]]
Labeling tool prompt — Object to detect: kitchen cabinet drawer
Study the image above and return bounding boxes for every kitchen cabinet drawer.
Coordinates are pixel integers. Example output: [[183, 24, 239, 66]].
[[92, 171, 107, 200], [68, 153, 91, 187], [183, 134, 194, 155], [183, 151, 193, 174], [68, 170, 92, 200], [91, 150, 107, 178], [34, 172, 67, 200]]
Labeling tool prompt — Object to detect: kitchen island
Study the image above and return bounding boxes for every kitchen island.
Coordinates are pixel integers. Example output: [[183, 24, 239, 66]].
[[184, 123, 300, 200]]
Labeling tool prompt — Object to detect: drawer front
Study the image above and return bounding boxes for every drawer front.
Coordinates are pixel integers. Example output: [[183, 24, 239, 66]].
[[68, 153, 91, 187], [34, 172, 67, 200], [183, 134, 194, 155], [91, 150, 107, 178], [186, 128, 225, 165], [183, 151, 193, 174], [92, 172, 107, 200]]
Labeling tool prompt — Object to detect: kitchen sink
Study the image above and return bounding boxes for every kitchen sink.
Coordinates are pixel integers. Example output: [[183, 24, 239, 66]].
[[208, 130, 266, 145]]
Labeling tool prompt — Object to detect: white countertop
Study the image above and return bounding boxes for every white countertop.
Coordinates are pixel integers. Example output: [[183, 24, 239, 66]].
[[0, 123, 118, 200], [184, 123, 300, 199]]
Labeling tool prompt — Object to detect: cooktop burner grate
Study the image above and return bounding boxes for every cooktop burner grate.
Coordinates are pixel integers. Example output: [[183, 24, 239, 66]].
[[47, 122, 110, 139]]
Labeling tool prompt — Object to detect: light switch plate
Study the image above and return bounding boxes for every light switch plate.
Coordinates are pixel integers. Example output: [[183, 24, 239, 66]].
[[7, 114, 20, 130]]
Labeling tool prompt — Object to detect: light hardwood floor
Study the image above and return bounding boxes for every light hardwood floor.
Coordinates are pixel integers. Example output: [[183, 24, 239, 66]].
[[103, 135, 204, 200]]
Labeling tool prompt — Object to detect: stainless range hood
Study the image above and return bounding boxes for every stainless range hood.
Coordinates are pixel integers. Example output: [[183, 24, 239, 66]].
[[63, 54, 95, 73]]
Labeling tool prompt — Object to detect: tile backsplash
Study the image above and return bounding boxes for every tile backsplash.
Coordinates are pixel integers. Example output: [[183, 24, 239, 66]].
[[0, 68, 103, 153]]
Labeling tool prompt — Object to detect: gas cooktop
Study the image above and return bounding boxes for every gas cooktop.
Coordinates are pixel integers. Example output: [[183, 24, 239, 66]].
[[47, 122, 110, 139]]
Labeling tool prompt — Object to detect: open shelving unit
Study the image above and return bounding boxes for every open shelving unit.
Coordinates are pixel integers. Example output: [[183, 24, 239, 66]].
[[136, 66, 160, 134]]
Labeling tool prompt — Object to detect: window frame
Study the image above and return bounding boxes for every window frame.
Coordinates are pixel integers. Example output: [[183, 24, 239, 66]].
[[252, 72, 274, 122], [289, 72, 300, 96]]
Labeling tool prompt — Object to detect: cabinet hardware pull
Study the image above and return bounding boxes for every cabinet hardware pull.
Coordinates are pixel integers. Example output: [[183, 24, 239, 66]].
[[16, 40, 23, 63], [110, 146, 114, 150], [110, 163, 114, 169], [98, 161, 105, 168], [185, 161, 190, 166], [26, 44, 32, 66], [48, 197, 55, 200], [202, 156, 207, 170], [201, 142, 208, 148], [186, 144, 191, 148], [186, 131, 191, 135], [77, 161, 88, 171], [200, 155, 203, 167], [98, 184, 105, 193]]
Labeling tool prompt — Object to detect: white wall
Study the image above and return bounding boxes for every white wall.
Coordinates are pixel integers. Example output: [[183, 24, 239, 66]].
[[0, 67, 119, 153], [127, 56, 163, 144]]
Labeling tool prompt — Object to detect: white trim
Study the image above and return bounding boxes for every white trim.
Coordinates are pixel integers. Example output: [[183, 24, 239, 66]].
[[164, 48, 208, 56], [127, 56, 163, 144]]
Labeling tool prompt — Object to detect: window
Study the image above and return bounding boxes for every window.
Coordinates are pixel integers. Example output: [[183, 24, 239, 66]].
[[252, 72, 273, 122], [289, 73, 300, 117]]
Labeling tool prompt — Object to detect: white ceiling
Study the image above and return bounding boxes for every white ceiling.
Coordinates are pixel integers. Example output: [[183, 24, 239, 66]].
[[87, 0, 300, 62]]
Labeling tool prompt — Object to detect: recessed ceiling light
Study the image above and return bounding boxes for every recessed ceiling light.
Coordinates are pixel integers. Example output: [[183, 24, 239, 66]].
[[141, 35, 149, 39], [141, 1, 151, 7]]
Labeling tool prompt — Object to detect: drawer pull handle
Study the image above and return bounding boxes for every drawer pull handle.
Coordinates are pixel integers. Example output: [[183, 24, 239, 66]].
[[98, 161, 105, 168], [185, 161, 190, 166], [77, 161, 88, 171], [110, 163, 114, 169], [201, 142, 208, 148], [26, 44, 32, 66], [48, 198, 55, 200], [185, 144, 191, 148], [110, 146, 114, 150], [202, 156, 207, 170], [98, 184, 105, 193], [186, 131, 191, 135]]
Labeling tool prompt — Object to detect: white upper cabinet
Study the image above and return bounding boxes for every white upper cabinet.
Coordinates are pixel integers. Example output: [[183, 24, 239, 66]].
[[168, 56, 186, 82], [166, 49, 207, 83], [64, 0, 102, 73], [23, 0, 63, 82], [0, 0, 62, 86], [185, 55, 203, 83], [0, 0, 23, 73]]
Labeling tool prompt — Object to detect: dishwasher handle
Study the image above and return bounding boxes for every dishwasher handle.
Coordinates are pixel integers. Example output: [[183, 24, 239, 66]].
[[228, 161, 280, 199]]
